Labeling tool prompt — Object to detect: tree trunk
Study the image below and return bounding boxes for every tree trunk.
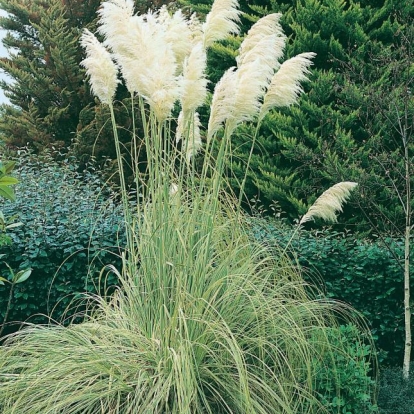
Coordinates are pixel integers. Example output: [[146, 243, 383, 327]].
[[403, 224, 411, 379], [403, 138, 411, 380]]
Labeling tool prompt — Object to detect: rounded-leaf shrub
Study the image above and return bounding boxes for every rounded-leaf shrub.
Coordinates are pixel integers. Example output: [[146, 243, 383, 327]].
[[305, 324, 378, 413], [0, 152, 124, 333]]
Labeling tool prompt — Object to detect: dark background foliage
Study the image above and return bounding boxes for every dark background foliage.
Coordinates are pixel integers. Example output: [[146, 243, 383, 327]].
[[377, 362, 414, 413]]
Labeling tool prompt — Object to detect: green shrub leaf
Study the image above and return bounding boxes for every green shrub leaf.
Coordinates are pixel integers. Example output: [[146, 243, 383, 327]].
[[13, 268, 32, 284]]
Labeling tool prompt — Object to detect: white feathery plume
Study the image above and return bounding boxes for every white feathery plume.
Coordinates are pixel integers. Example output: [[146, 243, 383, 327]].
[[176, 111, 202, 164], [237, 13, 285, 68], [98, 0, 140, 94], [234, 15, 287, 116], [144, 83, 182, 122], [180, 42, 208, 114], [260, 52, 316, 118], [237, 34, 285, 77], [300, 182, 358, 225], [203, 0, 241, 48], [176, 111, 186, 145], [157, 5, 170, 24], [100, 7, 181, 121], [207, 67, 238, 141], [137, 31, 181, 121], [158, 7, 194, 70], [98, 0, 135, 56], [188, 13, 203, 44], [235, 34, 286, 95], [80, 29, 119, 104], [207, 14, 287, 137], [227, 58, 270, 135], [242, 13, 284, 39]]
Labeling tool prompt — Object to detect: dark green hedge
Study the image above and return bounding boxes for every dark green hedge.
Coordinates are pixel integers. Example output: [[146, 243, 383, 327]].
[[0, 154, 124, 335], [377, 363, 414, 413], [251, 218, 408, 367]]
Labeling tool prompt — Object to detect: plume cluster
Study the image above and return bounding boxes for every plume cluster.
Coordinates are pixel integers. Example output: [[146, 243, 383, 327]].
[[207, 12, 315, 139], [202, 0, 241, 48], [80, 0, 316, 158]]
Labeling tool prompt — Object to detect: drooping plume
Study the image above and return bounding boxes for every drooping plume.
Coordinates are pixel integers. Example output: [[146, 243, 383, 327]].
[[235, 15, 286, 108], [207, 67, 238, 141], [300, 182, 358, 224], [80, 29, 119, 104], [158, 7, 194, 70], [227, 59, 271, 135], [97, 0, 135, 57], [237, 14, 285, 68]]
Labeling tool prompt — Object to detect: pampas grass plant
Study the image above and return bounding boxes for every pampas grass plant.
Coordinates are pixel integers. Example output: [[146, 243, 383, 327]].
[[0, 1, 375, 413], [0, 193, 359, 414]]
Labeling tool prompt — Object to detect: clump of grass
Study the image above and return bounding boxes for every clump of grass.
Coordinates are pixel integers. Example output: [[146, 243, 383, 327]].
[[0, 0, 376, 412], [0, 193, 364, 413]]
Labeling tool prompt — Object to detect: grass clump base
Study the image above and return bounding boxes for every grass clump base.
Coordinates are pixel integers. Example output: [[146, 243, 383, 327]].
[[0, 191, 372, 413]]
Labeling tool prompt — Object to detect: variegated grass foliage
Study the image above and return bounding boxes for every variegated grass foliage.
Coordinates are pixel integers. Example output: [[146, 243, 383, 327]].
[[0, 0, 375, 413]]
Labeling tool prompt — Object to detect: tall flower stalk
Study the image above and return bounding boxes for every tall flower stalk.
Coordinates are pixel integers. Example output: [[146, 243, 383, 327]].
[[80, 29, 134, 251]]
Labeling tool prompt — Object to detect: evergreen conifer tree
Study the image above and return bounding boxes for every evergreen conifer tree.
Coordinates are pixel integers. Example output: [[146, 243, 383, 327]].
[[0, 0, 94, 149], [0, 0, 169, 158], [182, 0, 412, 233]]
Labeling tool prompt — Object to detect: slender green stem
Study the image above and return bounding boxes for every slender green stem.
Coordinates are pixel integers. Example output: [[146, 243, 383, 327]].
[[198, 125, 232, 271], [108, 103, 133, 254], [237, 120, 263, 209], [281, 224, 303, 258], [139, 96, 151, 201], [131, 93, 138, 189], [0, 282, 14, 339]]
